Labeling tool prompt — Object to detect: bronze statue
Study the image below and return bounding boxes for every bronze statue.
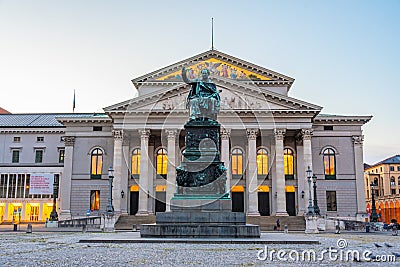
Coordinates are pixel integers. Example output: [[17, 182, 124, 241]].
[[182, 67, 221, 121]]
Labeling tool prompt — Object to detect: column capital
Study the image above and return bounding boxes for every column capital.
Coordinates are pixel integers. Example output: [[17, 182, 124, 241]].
[[220, 129, 231, 140], [352, 135, 364, 145], [112, 129, 124, 140], [165, 129, 177, 140], [138, 129, 151, 139], [246, 128, 259, 140], [301, 128, 313, 141], [63, 136, 75, 146], [274, 128, 286, 141]]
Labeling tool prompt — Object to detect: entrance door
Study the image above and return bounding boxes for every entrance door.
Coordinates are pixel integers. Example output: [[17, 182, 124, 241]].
[[0, 206, 4, 222], [130, 192, 139, 215], [258, 192, 270, 216], [285, 192, 296, 216], [232, 192, 244, 212], [30, 206, 39, 221], [155, 192, 166, 213]]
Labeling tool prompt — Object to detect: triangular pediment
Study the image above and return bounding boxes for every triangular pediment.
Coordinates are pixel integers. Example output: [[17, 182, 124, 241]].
[[104, 78, 321, 114], [131, 50, 294, 86]]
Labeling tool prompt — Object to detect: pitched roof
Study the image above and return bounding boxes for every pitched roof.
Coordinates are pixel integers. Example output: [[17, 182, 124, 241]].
[[0, 113, 106, 127], [131, 49, 295, 87], [0, 107, 11, 114], [367, 155, 400, 168]]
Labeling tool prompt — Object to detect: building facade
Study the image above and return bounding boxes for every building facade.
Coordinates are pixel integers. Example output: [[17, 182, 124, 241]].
[[0, 50, 371, 223], [364, 155, 400, 223]]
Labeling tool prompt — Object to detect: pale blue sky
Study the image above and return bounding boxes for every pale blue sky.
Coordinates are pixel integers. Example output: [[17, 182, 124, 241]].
[[0, 0, 399, 164]]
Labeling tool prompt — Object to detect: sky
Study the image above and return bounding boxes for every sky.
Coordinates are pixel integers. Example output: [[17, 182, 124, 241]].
[[0, 0, 399, 164]]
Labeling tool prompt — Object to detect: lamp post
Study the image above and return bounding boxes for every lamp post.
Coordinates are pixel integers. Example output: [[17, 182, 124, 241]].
[[106, 166, 114, 214], [306, 166, 314, 215], [49, 175, 59, 221], [370, 183, 378, 222], [312, 174, 320, 215]]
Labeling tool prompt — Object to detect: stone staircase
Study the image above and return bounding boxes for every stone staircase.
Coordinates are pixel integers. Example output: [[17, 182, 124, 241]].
[[115, 214, 305, 232], [246, 216, 306, 231], [115, 214, 156, 230]]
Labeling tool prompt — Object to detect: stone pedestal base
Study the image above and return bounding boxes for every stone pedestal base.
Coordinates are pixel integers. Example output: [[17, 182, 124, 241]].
[[45, 221, 59, 228], [274, 211, 289, 216], [305, 215, 319, 234], [102, 214, 116, 232], [170, 197, 231, 212]]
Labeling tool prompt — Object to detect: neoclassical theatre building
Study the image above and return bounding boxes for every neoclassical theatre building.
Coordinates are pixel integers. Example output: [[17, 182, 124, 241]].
[[0, 50, 371, 223]]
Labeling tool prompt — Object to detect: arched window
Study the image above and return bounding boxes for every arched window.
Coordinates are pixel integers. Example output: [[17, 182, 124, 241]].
[[91, 148, 103, 179], [323, 148, 336, 180], [284, 148, 294, 179], [398, 177, 400, 186], [131, 149, 140, 176], [374, 178, 378, 186], [257, 148, 268, 177], [156, 148, 168, 178], [231, 148, 243, 177], [390, 176, 395, 186]]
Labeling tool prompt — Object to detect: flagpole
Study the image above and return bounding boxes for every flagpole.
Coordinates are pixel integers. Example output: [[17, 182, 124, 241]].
[[73, 90, 76, 113]]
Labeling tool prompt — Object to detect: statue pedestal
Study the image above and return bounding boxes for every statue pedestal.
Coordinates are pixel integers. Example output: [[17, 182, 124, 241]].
[[305, 214, 320, 234], [102, 214, 116, 232]]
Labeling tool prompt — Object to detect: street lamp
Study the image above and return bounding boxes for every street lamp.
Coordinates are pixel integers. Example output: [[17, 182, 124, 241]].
[[312, 174, 320, 215], [306, 166, 314, 215], [49, 174, 59, 221], [106, 166, 114, 214], [370, 183, 379, 222]]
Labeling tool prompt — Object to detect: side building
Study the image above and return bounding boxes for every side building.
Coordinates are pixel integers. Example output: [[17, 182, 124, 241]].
[[364, 155, 400, 223]]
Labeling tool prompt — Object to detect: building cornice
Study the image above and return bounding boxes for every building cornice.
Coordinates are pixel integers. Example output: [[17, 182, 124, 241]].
[[0, 129, 65, 134]]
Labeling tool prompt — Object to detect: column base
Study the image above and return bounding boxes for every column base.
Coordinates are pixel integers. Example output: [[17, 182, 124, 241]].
[[305, 215, 320, 234], [246, 211, 260, 216], [136, 211, 149, 216], [102, 214, 116, 232], [356, 212, 368, 222], [274, 211, 289, 216]]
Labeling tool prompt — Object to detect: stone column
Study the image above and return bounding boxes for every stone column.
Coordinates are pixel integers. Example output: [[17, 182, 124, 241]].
[[274, 129, 288, 216], [353, 135, 367, 221], [302, 129, 313, 216], [39, 203, 43, 221], [165, 129, 177, 212], [247, 129, 260, 216], [220, 129, 231, 196], [120, 137, 130, 215], [137, 130, 150, 215], [59, 136, 75, 220], [112, 130, 123, 215]]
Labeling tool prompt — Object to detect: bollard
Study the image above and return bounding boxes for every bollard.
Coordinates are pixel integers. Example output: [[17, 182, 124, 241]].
[[284, 225, 288, 234], [26, 223, 32, 233], [132, 224, 137, 231], [82, 224, 87, 233], [366, 223, 370, 233], [13, 224, 18, 231]]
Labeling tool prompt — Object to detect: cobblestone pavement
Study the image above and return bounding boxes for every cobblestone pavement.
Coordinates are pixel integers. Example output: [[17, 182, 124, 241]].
[[0, 231, 399, 266]]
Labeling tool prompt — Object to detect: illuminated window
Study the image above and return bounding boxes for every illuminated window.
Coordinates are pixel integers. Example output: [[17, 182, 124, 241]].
[[90, 190, 100, 211], [131, 149, 140, 176], [231, 148, 243, 177], [156, 148, 168, 178], [91, 148, 103, 179], [59, 149, 65, 163], [390, 177, 395, 186], [257, 148, 268, 177], [323, 148, 336, 179], [326, 191, 337, 211], [284, 148, 294, 179]]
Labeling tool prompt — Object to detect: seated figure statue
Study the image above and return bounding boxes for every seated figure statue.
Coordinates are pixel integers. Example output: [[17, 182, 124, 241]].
[[182, 67, 221, 121]]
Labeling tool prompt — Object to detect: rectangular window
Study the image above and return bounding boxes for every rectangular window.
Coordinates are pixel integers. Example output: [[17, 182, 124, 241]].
[[326, 191, 337, 211], [35, 150, 43, 163], [90, 190, 100, 211], [8, 174, 16, 198], [13, 136, 21, 142], [37, 136, 44, 142], [324, 126, 333, 131], [93, 126, 102, 131], [392, 189, 396, 195], [390, 166, 394, 171], [59, 149, 65, 163], [16, 174, 25, 198], [0, 174, 7, 198], [12, 150, 20, 163]]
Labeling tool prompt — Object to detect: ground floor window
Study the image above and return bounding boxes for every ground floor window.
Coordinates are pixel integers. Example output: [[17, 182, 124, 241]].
[[90, 190, 100, 211], [326, 191, 337, 211]]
